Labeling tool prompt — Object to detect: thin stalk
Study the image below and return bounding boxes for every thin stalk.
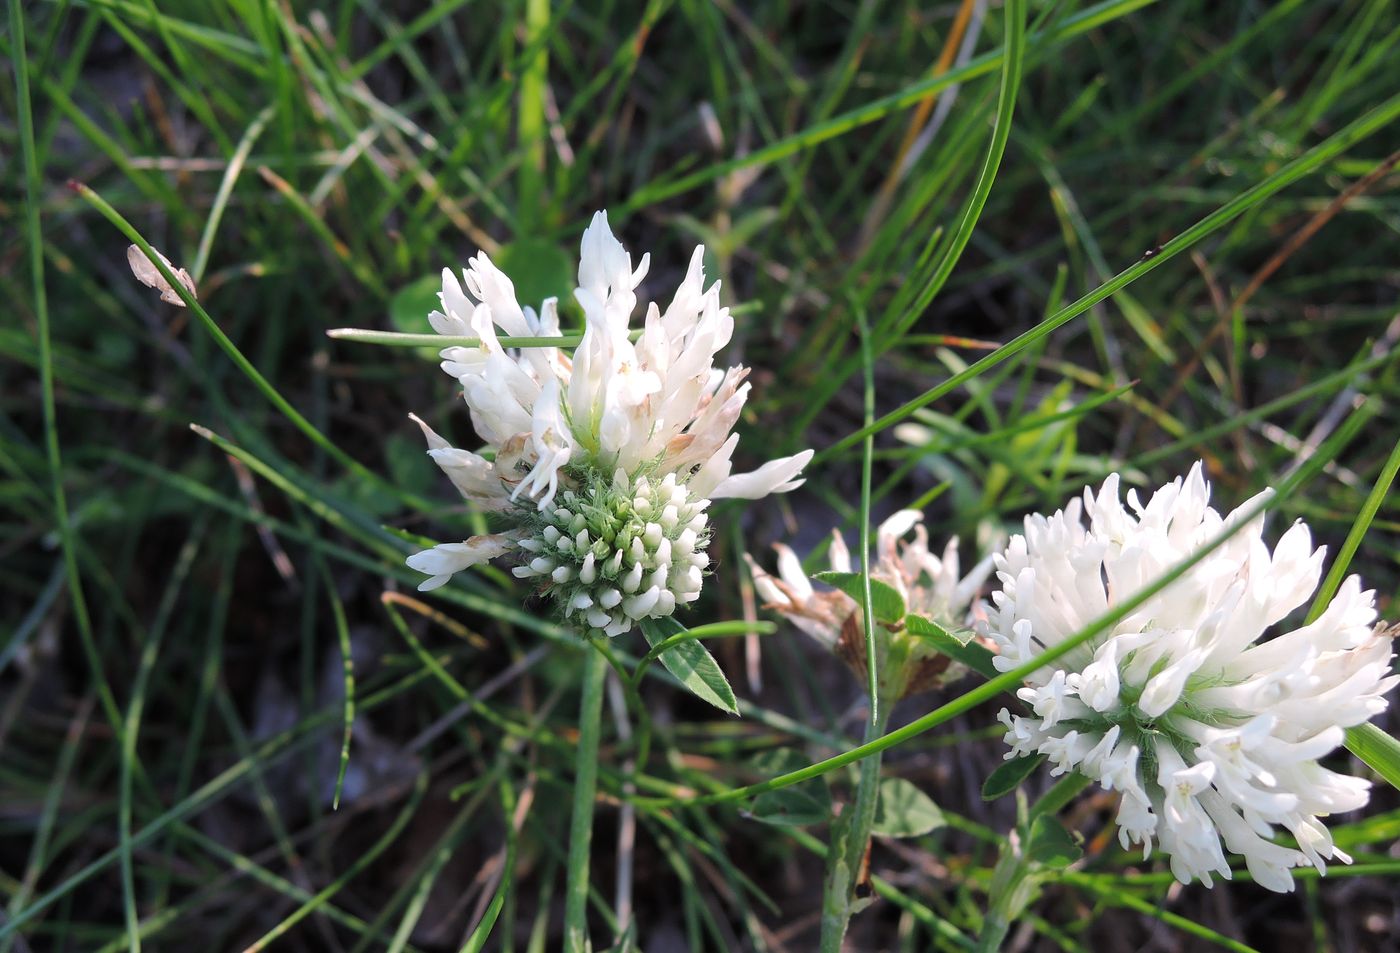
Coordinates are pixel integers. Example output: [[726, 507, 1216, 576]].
[[856, 300, 879, 723], [325, 327, 642, 348], [9, 0, 116, 724], [819, 702, 891, 953], [1028, 772, 1092, 823], [517, 0, 549, 230], [818, 293, 883, 951], [563, 642, 607, 953], [627, 621, 774, 689]]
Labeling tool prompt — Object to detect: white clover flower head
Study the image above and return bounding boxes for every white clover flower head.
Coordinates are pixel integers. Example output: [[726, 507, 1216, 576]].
[[405, 211, 813, 636], [982, 462, 1397, 892], [746, 511, 996, 695]]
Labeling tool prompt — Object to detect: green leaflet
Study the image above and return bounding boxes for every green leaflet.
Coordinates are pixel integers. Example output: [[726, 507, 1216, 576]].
[[639, 617, 739, 715]]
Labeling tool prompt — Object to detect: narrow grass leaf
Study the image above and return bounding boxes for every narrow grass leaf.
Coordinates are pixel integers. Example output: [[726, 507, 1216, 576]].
[[311, 549, 356, 811], [1307, 436, 1400, 625], [1346, 723, 1400, 794]]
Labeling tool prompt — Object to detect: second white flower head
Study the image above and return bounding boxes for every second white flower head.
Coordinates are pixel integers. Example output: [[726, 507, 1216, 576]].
[[982, 463, 1396, 892], [407, 212, 813, 636]]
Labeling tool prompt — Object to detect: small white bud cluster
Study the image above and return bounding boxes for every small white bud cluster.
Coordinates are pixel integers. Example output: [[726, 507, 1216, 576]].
[[514, 469, 711, 636]]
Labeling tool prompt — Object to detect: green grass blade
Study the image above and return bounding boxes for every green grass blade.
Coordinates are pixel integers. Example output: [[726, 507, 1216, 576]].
[[854, 298, 879, 719], [311, 547, 356, 811], [879, 0, 1027, 343], [1326, 438, 1400, 788], [8, 0, 116, 735], [71, 184, 430, 510], [241, 772, 429, 951], [1346, 723, 1400, 795], [191, 103, 275, 282], [822, 88, 1400, 459], [117, 521, 206, 952], [1306, 436, 1400, 625], [564, 645, 607, 953]]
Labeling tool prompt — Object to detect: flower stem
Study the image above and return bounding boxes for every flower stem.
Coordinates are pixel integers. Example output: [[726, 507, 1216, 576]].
[[563, 642, 607, 953], [977, 773, 1092, 953], [819, 701, 891, 953], [1029, 771, 1092, 824], [975, 857, 1025, 953]]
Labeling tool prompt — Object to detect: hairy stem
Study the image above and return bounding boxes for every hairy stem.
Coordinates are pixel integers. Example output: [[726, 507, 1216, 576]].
[[819, 702, 891, 952]]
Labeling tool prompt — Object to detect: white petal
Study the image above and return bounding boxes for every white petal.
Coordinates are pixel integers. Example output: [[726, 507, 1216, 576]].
[[406, 535, 514, 586], [710, 449, 814, 500]]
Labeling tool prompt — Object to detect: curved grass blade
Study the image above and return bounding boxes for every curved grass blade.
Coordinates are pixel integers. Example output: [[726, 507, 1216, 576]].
[[191, 103, 274, 281], [310, 547, 356, 811], [629, 620, 773, 688], [72, 183, 434, 512], [242, 773, 429, 951], [820, 88, 1400, 460], [878, 0, 1028, 344], [1307, 437, 1400, 624]]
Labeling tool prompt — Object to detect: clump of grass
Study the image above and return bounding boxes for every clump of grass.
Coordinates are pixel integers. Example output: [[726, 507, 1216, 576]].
[[3, 1, 1399, 950]]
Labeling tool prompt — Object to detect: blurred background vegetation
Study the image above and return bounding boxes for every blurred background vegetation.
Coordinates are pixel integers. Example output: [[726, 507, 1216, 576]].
[[3, 0, 1399, 949]]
